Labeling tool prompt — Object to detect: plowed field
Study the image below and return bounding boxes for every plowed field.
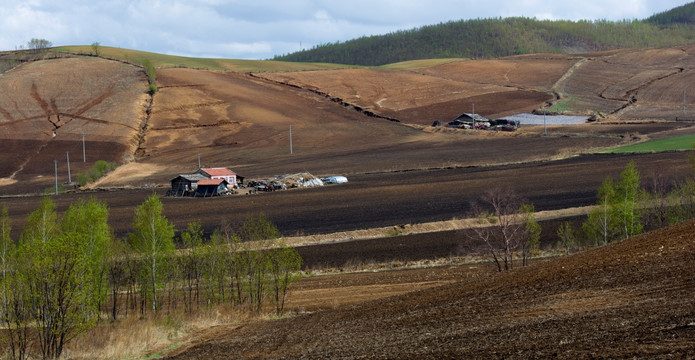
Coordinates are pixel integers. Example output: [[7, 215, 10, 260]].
[[164, 219, 695, 359]]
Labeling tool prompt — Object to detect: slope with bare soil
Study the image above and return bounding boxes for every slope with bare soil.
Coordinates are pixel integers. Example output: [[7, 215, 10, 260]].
[[165, 219, 695, 359], [0, 56, 148, 194], [95, 65, 633, 188], [257, 58, 568, 124], [559, 45, 695, 119], [3, 47, 695, 192]]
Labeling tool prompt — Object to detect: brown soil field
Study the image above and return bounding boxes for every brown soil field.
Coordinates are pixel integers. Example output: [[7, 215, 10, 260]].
[[1, 151, 690, 243], [557, 45, 695, 119], [256, 56, 580, 124], [164, 219, 695, 359], [0, 57, 148, 193], [2, 46, 695, 194]]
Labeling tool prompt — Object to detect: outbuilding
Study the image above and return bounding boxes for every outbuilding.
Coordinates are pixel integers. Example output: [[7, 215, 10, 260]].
[[447, 113, 490, 129], [195, 178, 229, 196], [168, 173, 208, 196]]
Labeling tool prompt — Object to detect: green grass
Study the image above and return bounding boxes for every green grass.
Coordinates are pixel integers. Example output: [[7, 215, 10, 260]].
[[55, 46, 356, 72], [379, 58, 464, 70], [547, 94, 576, 113], [602, 134, 695, 153]]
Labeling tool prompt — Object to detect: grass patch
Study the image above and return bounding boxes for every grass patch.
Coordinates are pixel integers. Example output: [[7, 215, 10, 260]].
[[379, 58, 464, 70], [43, 184, 66, 195], [55, 46, 356, 73], [77, 160, 117, 186], [547, 94, 577, 113], [602, 134, 695, 153]]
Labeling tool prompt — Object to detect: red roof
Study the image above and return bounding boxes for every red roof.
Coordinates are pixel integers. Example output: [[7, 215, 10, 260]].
[[201, 168, 236, 177], [197, 178, 226, 186]]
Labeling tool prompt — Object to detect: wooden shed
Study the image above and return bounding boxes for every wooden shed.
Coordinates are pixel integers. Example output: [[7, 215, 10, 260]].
[[195, 178, 229, 196], [169, 173, 208, 196]]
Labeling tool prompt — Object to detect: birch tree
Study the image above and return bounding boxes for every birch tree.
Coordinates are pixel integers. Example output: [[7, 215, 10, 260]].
[[583, 176, 617, 246], [266, 241, 302, 316], [129, 195, 175, 314]]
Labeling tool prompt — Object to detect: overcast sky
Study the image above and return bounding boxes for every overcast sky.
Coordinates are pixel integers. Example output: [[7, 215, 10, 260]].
[[0, 0, 689, 60]]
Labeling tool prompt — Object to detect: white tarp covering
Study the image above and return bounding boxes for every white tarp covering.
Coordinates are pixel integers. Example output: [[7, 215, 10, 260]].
[[323, 176, 348, 184], [502, 113, 589, 125], [273, 173, 324, 187]]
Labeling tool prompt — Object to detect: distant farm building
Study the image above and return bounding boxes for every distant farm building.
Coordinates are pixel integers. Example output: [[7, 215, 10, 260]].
[[168, 173, 208, 196], [447, 113, 490, 129], [195, 178, 230, 197], [198, 167, 241, 187], [168, 167, 242, 196]]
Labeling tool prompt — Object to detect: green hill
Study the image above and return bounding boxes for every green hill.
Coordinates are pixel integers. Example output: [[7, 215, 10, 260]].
[[646, 1, 695, 25], [54, 46, 354, 72], [274, 3, 695, 66]]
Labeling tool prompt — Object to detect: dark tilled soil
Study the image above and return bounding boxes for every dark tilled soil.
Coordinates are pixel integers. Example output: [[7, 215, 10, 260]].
[[1, 152, 689, 241], [165, 219, 695, 359]]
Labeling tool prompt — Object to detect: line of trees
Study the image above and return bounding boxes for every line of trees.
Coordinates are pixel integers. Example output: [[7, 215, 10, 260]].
[[274, 12, 695, 66], [583, 159, 695, 246], [469, 156, 695, 270], [0, 195, 302, 359]]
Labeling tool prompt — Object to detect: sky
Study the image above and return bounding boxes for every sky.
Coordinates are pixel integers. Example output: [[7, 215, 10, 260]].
[[0, 0, 690, 60]]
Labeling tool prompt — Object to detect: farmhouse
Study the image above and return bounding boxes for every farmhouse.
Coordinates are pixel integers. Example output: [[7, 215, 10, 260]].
[[197, 167, 240, 188], [195, 178, 229, 196], [168, 166, 243, 196]]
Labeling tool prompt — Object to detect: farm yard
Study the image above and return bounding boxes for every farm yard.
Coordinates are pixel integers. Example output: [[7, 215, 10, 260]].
[[1, 43, 695, 358]]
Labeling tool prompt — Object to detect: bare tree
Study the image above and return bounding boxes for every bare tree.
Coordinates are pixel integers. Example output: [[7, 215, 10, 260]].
[[91, 42, 100, 57], [470, 187, 533, 272], [26, 38, 52, 57]]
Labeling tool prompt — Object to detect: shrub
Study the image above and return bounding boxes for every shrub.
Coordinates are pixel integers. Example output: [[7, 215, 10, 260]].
[[76, 160, 118, 186], [142, 59, 157, 94]]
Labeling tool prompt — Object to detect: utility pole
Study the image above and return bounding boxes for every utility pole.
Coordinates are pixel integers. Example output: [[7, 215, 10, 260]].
[[289, 125, 293, 154], [66, 152, 71, 184], [54, 160, 58, 195], [472, 104, 475, 129], [684, 88, 686, 115], [198, 153, 201, 169], [82, 133, 86, 162], [544, 108, 547, 136]]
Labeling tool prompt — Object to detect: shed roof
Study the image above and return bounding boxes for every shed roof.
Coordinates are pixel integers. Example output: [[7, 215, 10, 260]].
[[452, 113, 488, 122], [169, 173, 208, 182], [201, 167, 236, 177], [197, 178, 228, 186]]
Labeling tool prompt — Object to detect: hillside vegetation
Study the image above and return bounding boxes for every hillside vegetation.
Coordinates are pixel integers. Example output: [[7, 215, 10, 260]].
[[274, 3, 695, 66], [55, 46, 354, 72]]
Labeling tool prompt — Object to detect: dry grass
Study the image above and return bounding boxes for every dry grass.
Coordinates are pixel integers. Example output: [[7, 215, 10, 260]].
[[279, 206, 595, 248], [61, 307, 250, 360]]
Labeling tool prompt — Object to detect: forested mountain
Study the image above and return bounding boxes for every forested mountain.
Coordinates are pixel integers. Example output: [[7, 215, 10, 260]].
[[273, 2, 695, 66], [646, 1, 695, 25]]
